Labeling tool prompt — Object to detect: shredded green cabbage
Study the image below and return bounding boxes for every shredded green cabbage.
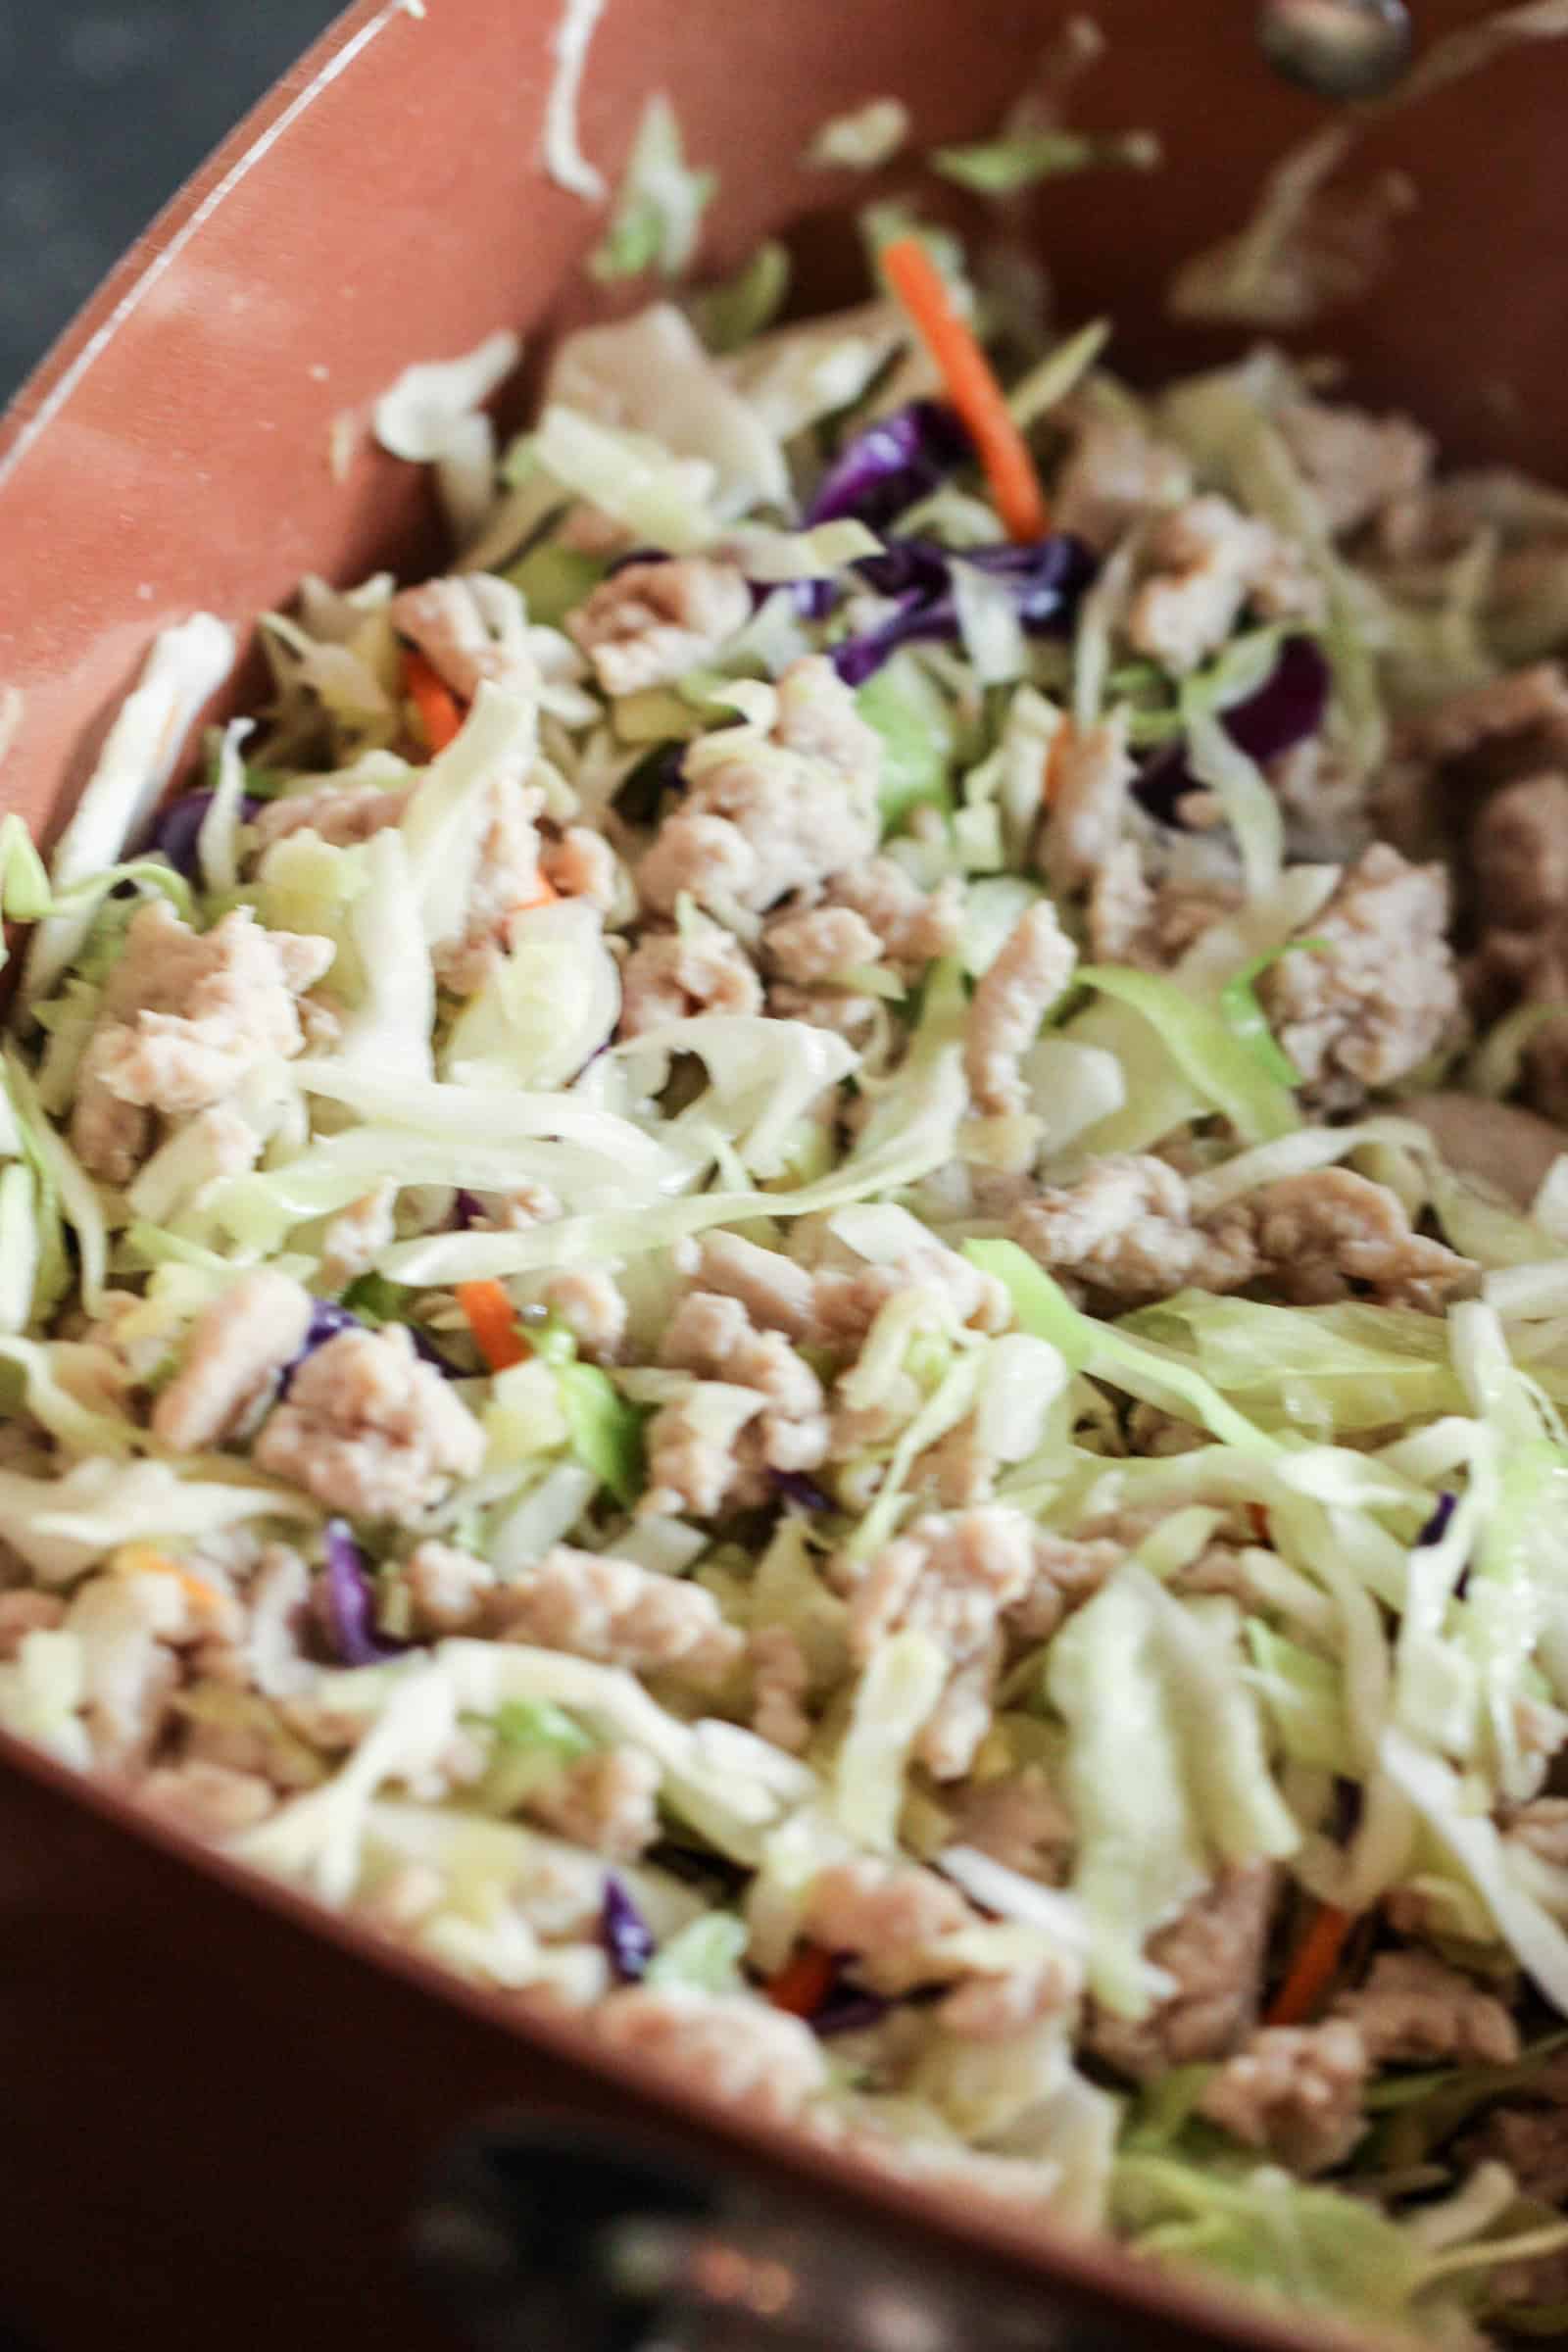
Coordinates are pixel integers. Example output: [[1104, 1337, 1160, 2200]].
[[590, 94, 716, 281]]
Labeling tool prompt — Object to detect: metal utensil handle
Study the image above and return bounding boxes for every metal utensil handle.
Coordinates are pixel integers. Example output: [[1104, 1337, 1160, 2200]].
[[411, 2120, 1126, 2352]]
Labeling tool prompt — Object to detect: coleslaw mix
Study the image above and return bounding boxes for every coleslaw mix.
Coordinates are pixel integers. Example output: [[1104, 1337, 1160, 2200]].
[[10, 20, 1568, 2340]]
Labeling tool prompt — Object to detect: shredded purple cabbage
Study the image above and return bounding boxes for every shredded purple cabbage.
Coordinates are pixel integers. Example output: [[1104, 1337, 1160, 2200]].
[[144, 789, 262, 878], [601, 1876, 657, 1983], [829, 533, 1095, 687], [1222, 634, 1332, 763], [1418, 1491, 1457, 1547], [321, 1520, 408, 1668], [769, 1467, 833, 1514], [282, 1297, 459, 1389], [806, 401, 972, 532], [1135, 635, 1331, 822], [810, 1987, 890, 2038]]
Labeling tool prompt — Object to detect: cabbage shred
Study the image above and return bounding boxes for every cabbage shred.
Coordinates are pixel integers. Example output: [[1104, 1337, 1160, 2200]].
[[9, 71, 1568, 2343]]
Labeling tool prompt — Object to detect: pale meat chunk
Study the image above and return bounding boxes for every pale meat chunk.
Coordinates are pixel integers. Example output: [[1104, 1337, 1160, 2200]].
[[489, 1543, 743, 1689], [845, 1507, 1035, 1779], [595, 1986, 826, 2126], [749, 1625, 811, 1754], [541, 823, 619, 910], [1199, 2020, 1369, 2174], [802, 1856, 976, 1994], [617, 928, 762, 1037], [1009, 1154, 1470, 1312], [1007, 1524, 1130, 1642], [1087, 1865, 1275, 2081], [254, 1325, 484, 1524], [540, 1268, 628, 1363], [319, 1185, 397, 1291], [1473, 772, 1568, 933], [763, 905, 882, 987], [71, 901, 333, 1185], [1039, 711, 1135, 894], [1399, 1094, 1568, 1208], [1376, 662, 1568, 857], [964, 900, 1077, 1116], [429, 772, 549, 996], [823, 859, 964, 975], [1259, 845, 1459, 1106], [1277, 399, 1433, 537], [1128, 495, 1321, 674], [1507, 1797, 1568, 1867], [139, 1759, 277, 1839], [250, 779, 410, 854], [938, 1953, 1082, 2040], [1087, 842, 1238, 971], [638, 658, 880, 916], [661, 1292, 827, 1470], [1243, 1168, 1474, 1312], [152, 1270, 314, 1453], [1332, 1949, 1519, 2067], [639, 1384, 771, 1520], [392, 573, 541, 703], [565, 557, 752, 697], [403, 1540, 498, 1638], [524, 1747, 662, 1860], [69, 1568, 208, 1768], [946, 1765, 1075, 1884], [1052, 416, 1193, 552], [1467, 775, 1568, 1116], [808, 1238, 1011, 1352], [1008, 1154, 1256, 1310], [684, 1232, 815, 1342]]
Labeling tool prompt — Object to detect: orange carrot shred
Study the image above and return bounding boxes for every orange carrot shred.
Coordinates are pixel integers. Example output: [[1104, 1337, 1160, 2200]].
[[112, 1544, 221, 1615], [404, 648, 465, 755], [764, 1943, 838, 2018], [880, 236, 1051, 544], [457, 1278, 530, 1373], [1248, 1502, 1272, 1544], [1265, 1903, 1354, 2028]]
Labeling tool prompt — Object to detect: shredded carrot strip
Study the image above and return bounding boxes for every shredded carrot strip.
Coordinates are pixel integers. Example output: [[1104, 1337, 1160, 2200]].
[[1265, 1902, 1354, 2028], [404, 648, 465, 755], [1248, 1502, 1272, 1544], [457, 1278, 530, 1372], [764, 1943, 838, 2018], [112, 1544, 221, 1615], [880, 236, 1050, 544]]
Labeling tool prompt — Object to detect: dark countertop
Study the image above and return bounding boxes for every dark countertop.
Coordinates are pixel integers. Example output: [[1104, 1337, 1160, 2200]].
[[0, 0, 343, 403]]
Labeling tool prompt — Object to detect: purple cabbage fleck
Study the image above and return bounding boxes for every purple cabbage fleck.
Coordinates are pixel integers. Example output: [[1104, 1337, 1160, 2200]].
[[806, 401, 973, 532], [1418, 1491, 1457, 1547], [810, 1987, 890, 2038], [1221, 634, 1332, 764], [282, 1296, 460, 1389], [601, 1876, 657, 1984], [321, 1519, 408, 1669], [1135, 635, 1332, 823], [144, 789, 263, 879], [828, 532, 1095, 687], [769, 1467, 834, 1514]]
